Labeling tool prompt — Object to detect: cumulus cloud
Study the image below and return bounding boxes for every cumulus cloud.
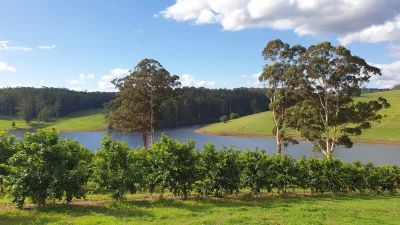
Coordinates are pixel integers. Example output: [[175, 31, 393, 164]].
[[98, 68, 130, 90], [0, 61, 16, 72], [181, 74, 216, 87], [160, 0, 400, 45], [241, 72, 262, 87], [70, 73, 95, 85], [370, 61, 400, 88], [0, 41, 32, 51], [38, 45, 56, 50]]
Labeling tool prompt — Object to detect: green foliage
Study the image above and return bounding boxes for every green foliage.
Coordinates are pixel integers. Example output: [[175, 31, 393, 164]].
[[0, 132, 17, 193], [92, 134, 142, 200], [6, 130, 93, 208], [220, 115, 229, 123], [260, 39, 305, 154], [292, 42, 390, 157], [146, 134, 199, 199], [230, 112, 240, 120], [250, 98, 261, 114], [1, 132, 399, 208], [197, 143, 242, 197], [106, 58, 180, 148], [11, 121, 15, 128]]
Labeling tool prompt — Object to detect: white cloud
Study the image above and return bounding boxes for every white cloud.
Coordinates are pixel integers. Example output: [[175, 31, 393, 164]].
[[0, 41, 32, 51], [98, 68, 130, 90], [0, 61, 16, 72], [370, 61, 400, 88], [110, 68, 130, 77], [154, 14, 160, 18], [69, 73, 95, 85], [98, 81, 115, 90], [38, 45, 56, 50], [181, 74, 216, 87], [135, 29, 143, 32], [338, 16, 400, 46], [241, 72, 262, 87], [160, 0, 400, 45]]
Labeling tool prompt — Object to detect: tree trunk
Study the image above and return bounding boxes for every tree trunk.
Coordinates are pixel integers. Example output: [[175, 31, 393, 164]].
[[142, 131, 148, 149]]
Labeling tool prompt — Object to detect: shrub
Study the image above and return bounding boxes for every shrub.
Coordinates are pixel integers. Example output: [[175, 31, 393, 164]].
[[197, 144, 242, 197], [230, 113, 240, 120], [240, 149, 275, 193], [0, 132, 17, 193], [146, 134, 199, 199], [7, 130, 93, 208], [220, 115, 229, 123], [92, 134, 141, 200], [11, 121, 16, 128]]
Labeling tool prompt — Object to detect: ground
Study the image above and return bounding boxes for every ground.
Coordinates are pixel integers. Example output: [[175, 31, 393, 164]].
[[198, 91, 400, 145], [0, 192, 399, 225]]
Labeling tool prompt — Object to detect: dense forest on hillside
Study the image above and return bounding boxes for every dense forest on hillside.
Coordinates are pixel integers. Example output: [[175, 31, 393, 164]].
[[0, 87, 115, 122], [158, 87, 270, 125]]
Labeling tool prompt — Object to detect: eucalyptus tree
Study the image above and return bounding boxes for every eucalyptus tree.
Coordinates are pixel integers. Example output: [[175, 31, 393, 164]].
[[135, 59, 180, 144], [106, 59, 180, 148], [294, 42, 390, 158], [259, 39, 306, 154]]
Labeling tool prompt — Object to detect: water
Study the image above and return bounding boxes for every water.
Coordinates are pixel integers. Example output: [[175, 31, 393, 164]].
[[9, 125, 400, 165]]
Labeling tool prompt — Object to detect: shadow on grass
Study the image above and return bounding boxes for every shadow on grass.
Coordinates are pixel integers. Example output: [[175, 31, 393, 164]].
[[33, 203, 152, 218], [0, 214, 56, 225], [100, 192, 400, 213]]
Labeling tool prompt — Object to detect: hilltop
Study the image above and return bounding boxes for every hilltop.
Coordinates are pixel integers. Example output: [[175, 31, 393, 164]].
[[197, 90, 400, 145]]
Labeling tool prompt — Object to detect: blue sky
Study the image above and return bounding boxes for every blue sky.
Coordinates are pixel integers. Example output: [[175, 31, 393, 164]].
[[1, 0, 399, 91]]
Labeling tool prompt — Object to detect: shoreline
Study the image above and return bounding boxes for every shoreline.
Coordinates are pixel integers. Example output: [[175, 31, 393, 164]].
[[195, 126, 400, 146]]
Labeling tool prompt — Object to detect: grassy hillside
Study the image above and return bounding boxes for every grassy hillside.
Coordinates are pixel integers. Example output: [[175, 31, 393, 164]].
[[199, 90, 400, 144], [0, 192, 399, 224], [0, 108, 106, 132]]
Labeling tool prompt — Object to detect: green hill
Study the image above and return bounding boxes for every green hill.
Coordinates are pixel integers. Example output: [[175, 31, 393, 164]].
[[0, 108, 106, 132], [198, 90, 400, 144]]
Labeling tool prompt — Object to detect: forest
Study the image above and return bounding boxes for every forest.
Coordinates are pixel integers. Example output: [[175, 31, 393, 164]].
[[0, 86, 269, 126]]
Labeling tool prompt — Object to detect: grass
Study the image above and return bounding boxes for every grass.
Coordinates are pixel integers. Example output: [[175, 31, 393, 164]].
[[0, 192, 399, 225], [0, 109, 107, 132], [199, 90, 400, 144]]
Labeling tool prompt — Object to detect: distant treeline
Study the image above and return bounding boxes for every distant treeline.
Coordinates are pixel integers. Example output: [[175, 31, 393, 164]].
[[0, 86, 269, 125], [158, 87, 270, 125], [0, 87, 115, 121], [361, 87, 392, 94]]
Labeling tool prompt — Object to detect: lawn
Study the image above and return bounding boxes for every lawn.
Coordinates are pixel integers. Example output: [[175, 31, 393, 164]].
[[0, 109, 107, 132], [0, 192, 399, 225], [199, 90, 400, 144]]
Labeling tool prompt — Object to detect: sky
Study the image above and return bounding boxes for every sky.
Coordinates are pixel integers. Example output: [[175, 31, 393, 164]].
[[0, 0, 399, 91]]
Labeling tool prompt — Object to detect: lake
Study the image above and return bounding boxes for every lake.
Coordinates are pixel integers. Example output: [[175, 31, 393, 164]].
[[9, 125, 400, 165]]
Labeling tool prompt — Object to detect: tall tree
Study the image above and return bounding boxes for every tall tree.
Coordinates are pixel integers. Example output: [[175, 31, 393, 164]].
[[134, 59, 180, 144], [294, 42, 390, 158], [16, 97, 33, 125], [106, 59, 180, 148], [260, 39, 305, 154], [106, 71, 152, 149]]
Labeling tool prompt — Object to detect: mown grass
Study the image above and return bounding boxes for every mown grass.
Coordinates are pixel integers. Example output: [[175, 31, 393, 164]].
[[0, 192, 399, 225], [200, 90, 400, 144], [0, 109, 106, 132]]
